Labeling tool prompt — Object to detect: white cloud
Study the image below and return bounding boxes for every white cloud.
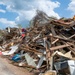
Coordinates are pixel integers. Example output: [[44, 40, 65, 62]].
[[0, 0, 60, 25], [68, 0, 75, 13], [16, 9, 36, 22], [0, 18, 17, 27], [0, 2, 4, 5], [0, 9, 6, 13]]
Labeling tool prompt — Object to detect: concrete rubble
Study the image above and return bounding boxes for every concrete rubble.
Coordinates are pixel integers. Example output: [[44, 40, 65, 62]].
[[0, 11, 75, 75]]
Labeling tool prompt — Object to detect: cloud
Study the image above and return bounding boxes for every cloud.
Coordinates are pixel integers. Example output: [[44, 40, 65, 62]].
[[0, 18, 17, 27], [0, 2, 4, 5], [0, 0, 60, 26], [68, 0, 75, 13], [0, 9, 6, 13]]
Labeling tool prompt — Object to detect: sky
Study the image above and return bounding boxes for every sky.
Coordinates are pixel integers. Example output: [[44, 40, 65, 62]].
[[0, 0, 75, 29]]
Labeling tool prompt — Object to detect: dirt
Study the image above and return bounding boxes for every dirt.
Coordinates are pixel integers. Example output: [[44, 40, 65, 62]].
[[0, 56, 34, 75]]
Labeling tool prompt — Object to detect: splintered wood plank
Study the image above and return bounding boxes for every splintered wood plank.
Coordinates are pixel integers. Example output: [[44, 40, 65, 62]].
[[50, 43, 73, 51]]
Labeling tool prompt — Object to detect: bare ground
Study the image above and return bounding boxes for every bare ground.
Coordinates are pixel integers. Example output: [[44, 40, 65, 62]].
[[0, 57, 34, 75]]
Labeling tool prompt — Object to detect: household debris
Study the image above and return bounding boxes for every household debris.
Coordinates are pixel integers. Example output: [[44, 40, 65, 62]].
[[0, 11, 75, 75]]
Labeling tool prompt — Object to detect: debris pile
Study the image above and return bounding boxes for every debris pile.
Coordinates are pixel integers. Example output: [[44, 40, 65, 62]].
[[0, 11, 75, 75]]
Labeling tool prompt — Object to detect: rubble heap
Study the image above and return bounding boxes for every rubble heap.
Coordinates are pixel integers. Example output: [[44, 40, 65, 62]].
[[0, 11, 75, 75]]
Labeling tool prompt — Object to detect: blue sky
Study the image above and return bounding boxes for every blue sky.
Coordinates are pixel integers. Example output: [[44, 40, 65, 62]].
[[0, 0, 75, 29]]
